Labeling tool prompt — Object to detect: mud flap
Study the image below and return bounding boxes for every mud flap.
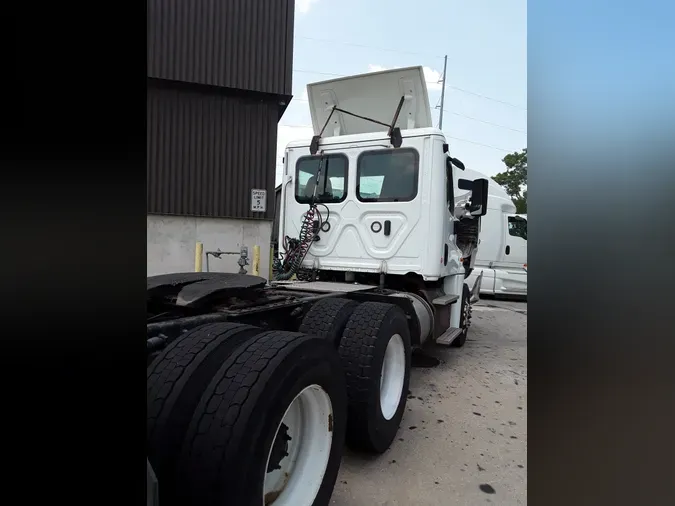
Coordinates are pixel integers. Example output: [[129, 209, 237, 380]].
[[470, 271, 483, 304]]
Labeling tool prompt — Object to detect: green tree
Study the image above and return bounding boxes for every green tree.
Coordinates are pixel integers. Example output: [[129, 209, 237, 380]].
[[493, 148, 527, 214]]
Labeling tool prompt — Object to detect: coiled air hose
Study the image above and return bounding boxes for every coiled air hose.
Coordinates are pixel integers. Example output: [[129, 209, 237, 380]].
[[274, 205, 319, 280], [274, 152, 329, 281]]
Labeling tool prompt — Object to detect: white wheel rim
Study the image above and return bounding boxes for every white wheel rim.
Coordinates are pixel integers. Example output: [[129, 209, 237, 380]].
[[263, 384, 333, 506], [379, 333, 406, 420]]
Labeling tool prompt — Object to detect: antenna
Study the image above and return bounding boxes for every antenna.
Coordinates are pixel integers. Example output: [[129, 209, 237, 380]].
[[438, 55, 448, 129]]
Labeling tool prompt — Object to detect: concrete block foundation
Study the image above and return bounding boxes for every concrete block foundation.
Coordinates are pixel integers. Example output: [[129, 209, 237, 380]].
[[147, 215, 272, 280]]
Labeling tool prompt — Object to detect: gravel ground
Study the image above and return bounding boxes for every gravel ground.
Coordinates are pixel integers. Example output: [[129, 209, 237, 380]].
[[330, 299, 527, 506]]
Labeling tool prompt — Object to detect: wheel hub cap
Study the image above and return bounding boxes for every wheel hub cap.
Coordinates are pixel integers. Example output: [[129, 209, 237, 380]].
[[263, 385, 334, 506], [379, 333, 406, 421], [463, 300, 472, 331], [267, 423, 292, 472]]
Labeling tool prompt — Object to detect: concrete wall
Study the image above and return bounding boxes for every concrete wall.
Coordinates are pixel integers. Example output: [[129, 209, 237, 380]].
[[147, 215, 272, 279]]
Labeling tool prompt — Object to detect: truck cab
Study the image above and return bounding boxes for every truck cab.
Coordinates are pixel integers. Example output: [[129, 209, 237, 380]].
[[147, 67, 496, 506], [282, 129, 467, 280], [276, 66, 489, 346]]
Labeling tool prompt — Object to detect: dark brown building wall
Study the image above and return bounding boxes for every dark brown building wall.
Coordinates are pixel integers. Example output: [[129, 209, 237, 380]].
[[148, 0, 295, 96], [147, 81, 278, 220]]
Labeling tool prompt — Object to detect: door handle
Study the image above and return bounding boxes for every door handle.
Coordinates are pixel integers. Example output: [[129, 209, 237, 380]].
[[384, 220, 391, 236], [505, 245, 510, 255]]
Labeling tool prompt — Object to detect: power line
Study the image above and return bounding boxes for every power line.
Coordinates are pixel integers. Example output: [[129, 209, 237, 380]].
[[442, 110, 527, 134], [446, 85, 526, 111], [295, 35, 445, 59], [293, 69, 345, 78], [292, 69, 526, 111], [443, 135, 513, 153]]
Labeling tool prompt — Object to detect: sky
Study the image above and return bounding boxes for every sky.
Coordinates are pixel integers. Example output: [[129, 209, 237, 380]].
[[276, 0, 527, 184]]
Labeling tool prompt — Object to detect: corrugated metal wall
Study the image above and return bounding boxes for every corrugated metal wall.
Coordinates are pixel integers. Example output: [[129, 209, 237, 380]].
[[147, 82, 279, 220], [147, 0, 295, 96]]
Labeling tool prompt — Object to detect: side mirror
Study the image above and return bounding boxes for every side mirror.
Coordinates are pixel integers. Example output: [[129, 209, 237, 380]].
[[457, 178, 473, 191], [446, 156, 465, 171], [470, 178, 489, 216], [390, 127, 403, 148], [309, 135, 321, 155]]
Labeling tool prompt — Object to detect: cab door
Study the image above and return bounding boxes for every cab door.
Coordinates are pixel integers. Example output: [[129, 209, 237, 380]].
[[303, 145, 425, 274], [491, 214, 527, 293], [501, 214, 527, 267]]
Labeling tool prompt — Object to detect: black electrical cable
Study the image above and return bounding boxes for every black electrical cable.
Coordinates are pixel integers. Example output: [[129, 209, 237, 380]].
[[275, 205, 318, 280], [274, 153, 331, 281]]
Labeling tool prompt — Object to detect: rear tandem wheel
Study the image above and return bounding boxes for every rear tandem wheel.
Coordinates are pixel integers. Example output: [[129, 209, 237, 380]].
[[178, 331, 348, 506], [146, 324, 349, 506], [451, 283, 472, 348], [299, 297, 362, 347], [147, 322, 263, 505], [337, 301, 412, 454]]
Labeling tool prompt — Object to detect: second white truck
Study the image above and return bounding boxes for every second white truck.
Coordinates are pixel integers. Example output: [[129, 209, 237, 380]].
[[461, 169, 528, 297]]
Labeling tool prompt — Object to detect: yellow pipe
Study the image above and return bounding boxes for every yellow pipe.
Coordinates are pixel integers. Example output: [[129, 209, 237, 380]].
[[269, 246, 274, 282], [194, 242, 203, 272], [252, 245, 260, 276]]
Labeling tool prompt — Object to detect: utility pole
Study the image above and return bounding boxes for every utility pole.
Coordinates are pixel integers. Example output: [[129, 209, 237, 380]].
[[438, 54, 448, 129]]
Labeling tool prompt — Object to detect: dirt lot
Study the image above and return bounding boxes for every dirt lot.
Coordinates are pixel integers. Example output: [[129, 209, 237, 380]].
[[331, 299, 527, 506]]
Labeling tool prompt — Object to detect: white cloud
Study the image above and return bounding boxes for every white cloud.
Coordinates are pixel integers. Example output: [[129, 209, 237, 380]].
[[422, 67, 443, 91], [367, 64, 443, 91], [296, 0, 319, 14], [367, 64, 387, 73], [277, 124, 314, 155]]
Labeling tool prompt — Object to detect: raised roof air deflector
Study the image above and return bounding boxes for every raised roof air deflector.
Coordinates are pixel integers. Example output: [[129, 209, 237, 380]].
[[306, 66, 433, 137]]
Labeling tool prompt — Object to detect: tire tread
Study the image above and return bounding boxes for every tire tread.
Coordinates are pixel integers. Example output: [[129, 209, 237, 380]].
[[181, 331, 343, 505], [299, 298, 361, 345], [338, 302, 410, 452], [147, 322, 258, 440]]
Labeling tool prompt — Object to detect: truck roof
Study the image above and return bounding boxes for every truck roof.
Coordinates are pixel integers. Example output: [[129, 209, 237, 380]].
[[285, 126, 446, 150]]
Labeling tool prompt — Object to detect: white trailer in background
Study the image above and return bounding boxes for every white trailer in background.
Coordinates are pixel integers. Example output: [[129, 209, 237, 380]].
[[460, 169, 528, 297]]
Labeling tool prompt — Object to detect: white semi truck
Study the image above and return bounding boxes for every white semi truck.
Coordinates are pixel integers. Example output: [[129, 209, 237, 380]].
[[460, 169, 528, 297], [146, 66, 490, 506]]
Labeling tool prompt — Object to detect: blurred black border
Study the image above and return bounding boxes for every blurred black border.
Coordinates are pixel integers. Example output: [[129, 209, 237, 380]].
[[528, 1, 675, 504], [3, 1, 675, 505], [2, 3, 146, 505]]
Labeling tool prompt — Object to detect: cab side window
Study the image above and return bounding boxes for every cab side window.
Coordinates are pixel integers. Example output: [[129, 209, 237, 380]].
[[508, 216, 527, 240]]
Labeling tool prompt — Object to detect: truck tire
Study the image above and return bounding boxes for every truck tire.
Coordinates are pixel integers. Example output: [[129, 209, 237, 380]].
[[179, 331, 347, 506], [147, 322, 262, 504], [338, 302, 412, 453], [451, 284, 472, 348], [298, 297, 361, 347]]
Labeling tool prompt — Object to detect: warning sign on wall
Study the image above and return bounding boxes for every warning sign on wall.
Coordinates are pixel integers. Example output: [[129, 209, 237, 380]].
[[251, 189, 267, 212]]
